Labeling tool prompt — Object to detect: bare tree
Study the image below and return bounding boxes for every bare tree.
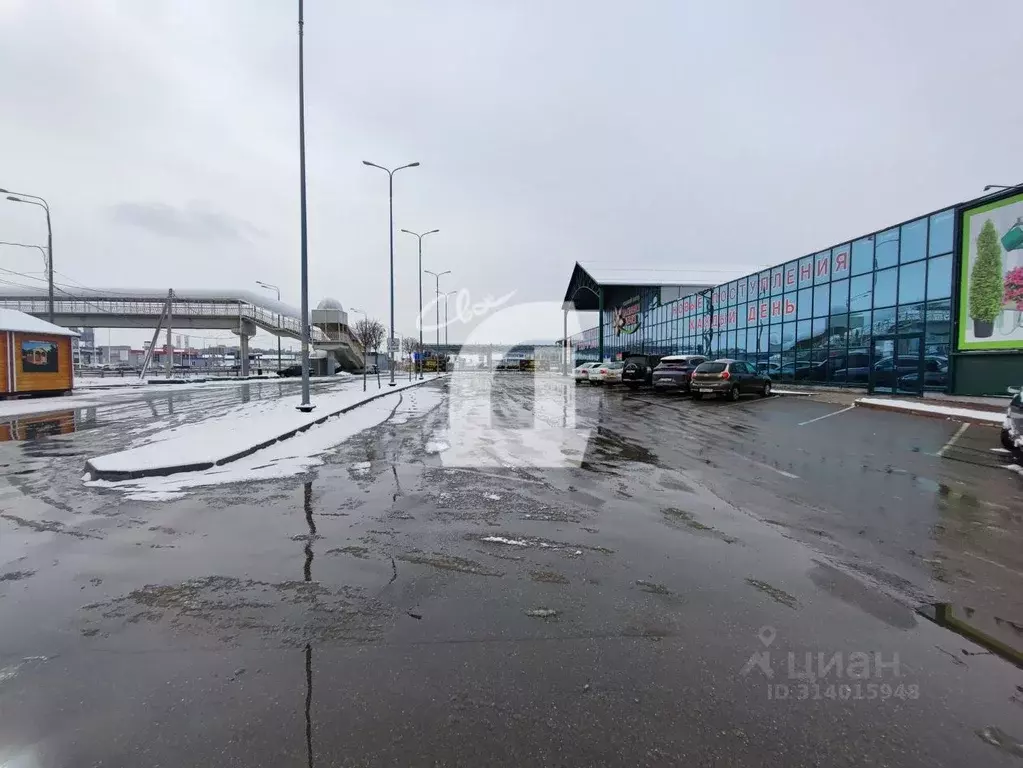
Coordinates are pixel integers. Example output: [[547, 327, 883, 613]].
[[351, 318, 386, 365]]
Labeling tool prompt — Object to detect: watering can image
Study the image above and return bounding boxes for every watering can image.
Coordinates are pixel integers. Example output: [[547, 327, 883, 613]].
[[1002, 217, 1023, 251]]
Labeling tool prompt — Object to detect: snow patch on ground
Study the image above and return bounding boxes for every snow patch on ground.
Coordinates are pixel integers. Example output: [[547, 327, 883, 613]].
[[481, 536, 530, 546], [857, 397, 1004, 424], [484, 493, 501, 500], [85, 384, 445, 500], [1007, 464, 1023, 477], [87, 376, 441, 475], [771, 389, 815, 395], [425, 440, 450, 454]]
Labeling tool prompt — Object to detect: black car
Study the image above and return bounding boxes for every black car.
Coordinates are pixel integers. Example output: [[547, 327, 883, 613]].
[[621, 354, 662, 389], [690, 359, 772, 401], [651, 355, 707, 394]]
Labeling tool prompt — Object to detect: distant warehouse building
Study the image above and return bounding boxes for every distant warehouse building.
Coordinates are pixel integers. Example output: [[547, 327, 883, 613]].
[[562, 187, 1023, 396]]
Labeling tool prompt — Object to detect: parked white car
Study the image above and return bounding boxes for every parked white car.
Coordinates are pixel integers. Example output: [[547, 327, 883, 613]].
[[573, 362, 601, 384], [590, 361, 625, 385]]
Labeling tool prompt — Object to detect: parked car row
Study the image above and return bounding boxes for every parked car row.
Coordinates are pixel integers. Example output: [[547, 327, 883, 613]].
[[574, 355, 772, 401]]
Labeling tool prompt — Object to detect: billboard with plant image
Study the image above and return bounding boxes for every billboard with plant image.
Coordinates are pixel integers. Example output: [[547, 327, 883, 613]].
[[958, 191, 1023, 350]]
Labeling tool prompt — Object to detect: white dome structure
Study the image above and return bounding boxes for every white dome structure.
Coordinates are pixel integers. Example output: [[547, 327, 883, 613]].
[[316, 297, 345, 311]]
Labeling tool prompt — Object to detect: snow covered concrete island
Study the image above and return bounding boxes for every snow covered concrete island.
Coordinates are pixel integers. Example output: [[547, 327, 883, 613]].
[[83, 375, 443, 482]]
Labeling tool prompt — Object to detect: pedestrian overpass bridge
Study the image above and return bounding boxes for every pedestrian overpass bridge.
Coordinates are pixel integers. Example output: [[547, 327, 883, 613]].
[[0, 287, 364, 373]]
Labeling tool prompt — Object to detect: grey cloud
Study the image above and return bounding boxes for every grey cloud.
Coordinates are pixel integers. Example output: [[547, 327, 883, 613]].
[[109, 202, 264, 243]]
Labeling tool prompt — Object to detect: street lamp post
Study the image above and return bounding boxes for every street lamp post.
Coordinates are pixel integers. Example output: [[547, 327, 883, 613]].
[[984, 184, 1022, 191], [295, 0, 313, 412], [423, 269, 451, 349], [400, 228, 439, 380], [349, 307, 367, 391], [444, 290, 457, 348], [2, 189, 53, 322], [256, 280, 282, 373], [363, 161, 420, 386]]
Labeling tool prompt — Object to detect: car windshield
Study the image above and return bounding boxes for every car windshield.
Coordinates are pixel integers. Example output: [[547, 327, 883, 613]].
[[695, 362, 727, 373], [607, 362, 625, 369]]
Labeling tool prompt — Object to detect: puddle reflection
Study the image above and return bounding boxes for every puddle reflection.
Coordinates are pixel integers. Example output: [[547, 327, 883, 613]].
[[0, 408, 98, 442]]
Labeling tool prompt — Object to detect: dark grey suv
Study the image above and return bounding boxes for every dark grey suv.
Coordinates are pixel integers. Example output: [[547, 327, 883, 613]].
[[690, 359, 772, 401], [651, 355, 707, 394]]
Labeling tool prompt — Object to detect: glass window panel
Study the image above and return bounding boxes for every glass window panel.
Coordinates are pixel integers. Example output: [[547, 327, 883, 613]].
[[796, 320, 812, 361], [830, 279, 849, 314], [848, 310, 870, 350], [872, 306, 897, 336], [759, 325, 770, 359], [730, 281, 739, 307], [897, 302, 925, 335], [781, 322, 796, 349], [924, 299, 952, 357], [929, 209, 954, 256], [746, 328, 759, 357], [874, 228, 899, 269], [783, 261, 799, 292], [738, 304, 747, 330], [759, 271, 771, 300], [771, 266, 784, 296], [747, 275, 759, 301], [798, 256, 814, 287], [769, 324, 782, 355], [873, 267, 897, 309], [814, 250, 831, 285], [813, 283, 829, 317], [727, 330, 737, 356], [926, 254, 952, 300], [797, 287, 812, 320], [900, 218, 927, 264], [832, 244, 851, 279], [852, 237, 874, 276], [898, 261, 926, 305], [850, 274, 872, 312]]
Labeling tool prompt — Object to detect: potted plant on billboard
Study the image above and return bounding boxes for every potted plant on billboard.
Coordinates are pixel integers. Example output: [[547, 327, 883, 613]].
[[1004, 265, 1023, 329], [969, 219, 1003, 338]]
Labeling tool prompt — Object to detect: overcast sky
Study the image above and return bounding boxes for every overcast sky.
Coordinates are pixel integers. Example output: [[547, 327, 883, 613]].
[[1, 0, 1022, 350]]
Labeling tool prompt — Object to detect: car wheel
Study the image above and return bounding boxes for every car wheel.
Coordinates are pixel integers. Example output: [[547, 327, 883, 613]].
[[1003, 428, 1017, 451], [761, 381, 771, 398], [729, 385, 740, 402], [692, 392, 703, 401]]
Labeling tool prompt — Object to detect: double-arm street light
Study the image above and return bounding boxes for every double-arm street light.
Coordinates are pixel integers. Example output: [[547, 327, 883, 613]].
[[984, 184, 1021, 191], [1, 188, 53, 322], [400, 228, 439, 380], [255, 280, 282, 372], [423, 268, 451, 348], [363, 161, 420, 386]]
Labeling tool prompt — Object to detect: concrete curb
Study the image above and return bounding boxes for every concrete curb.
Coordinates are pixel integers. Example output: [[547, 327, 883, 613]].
[[84, 376, 444, 482], [854, 399, 1004, 425]]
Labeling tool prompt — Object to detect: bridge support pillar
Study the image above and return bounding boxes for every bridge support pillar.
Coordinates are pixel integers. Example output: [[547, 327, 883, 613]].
[[232, 318, 257, 377], [240, 334, 250, 377]]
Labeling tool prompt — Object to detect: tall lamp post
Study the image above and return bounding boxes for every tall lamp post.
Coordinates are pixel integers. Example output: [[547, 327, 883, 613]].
[[423, 269, 451, 349], [255, 280, 282, 373], [984, 184, 1022, 191], [295, 0, 313, 412], [362, 160, 420, 386], [1, 189, 53, 322], [443, 290, 458, 347], [400, 228, 439, 380]]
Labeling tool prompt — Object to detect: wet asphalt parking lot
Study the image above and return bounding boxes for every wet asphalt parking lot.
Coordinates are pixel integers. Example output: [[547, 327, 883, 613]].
[[1, 373, 1023, 766]]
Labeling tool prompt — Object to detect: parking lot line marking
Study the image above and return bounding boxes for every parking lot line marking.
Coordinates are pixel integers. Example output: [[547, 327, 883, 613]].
[[937, 423, 970, 458], [798, 405, 856, 426]]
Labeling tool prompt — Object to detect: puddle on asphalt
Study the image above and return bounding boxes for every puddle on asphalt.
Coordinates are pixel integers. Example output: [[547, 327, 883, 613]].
[[0, 409, 99, 443]]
